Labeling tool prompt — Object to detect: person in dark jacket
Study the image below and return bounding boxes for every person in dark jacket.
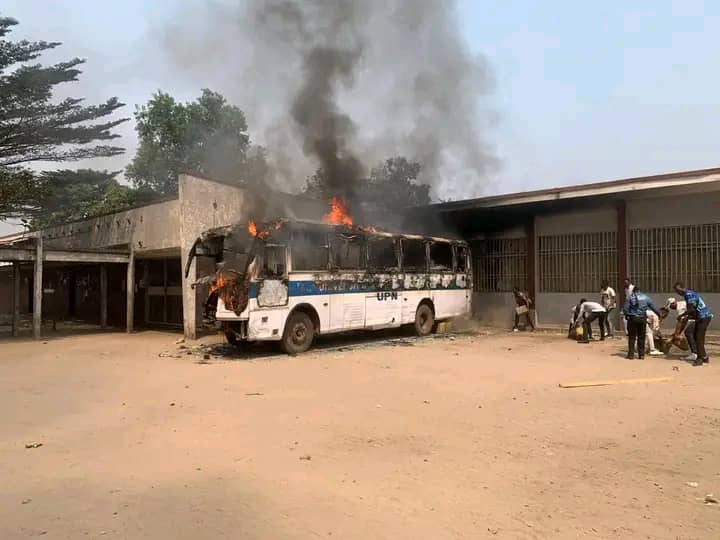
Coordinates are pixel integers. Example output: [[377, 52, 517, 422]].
[[674, 282, 713, 366], [623, 286, 661, 360], [512, 287, 535, 332]]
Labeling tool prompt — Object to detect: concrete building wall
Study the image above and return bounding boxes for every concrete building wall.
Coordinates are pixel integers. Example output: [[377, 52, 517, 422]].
[[627, 191, 720, 229], [38, 199, 181, 253], [536, 206, 617, 236]]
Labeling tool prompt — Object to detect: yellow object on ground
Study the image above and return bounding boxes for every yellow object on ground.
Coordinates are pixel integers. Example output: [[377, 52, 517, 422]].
[[558, 377, 673, 389]]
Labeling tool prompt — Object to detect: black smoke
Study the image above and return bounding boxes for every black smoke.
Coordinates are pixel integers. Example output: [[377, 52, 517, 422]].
[[160, 0, 497, 201]]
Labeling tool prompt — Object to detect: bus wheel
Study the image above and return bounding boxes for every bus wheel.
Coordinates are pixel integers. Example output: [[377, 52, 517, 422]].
[[414, 304, 435, 336], [281, 311, 315, 354], [225, 330, 242, 348]]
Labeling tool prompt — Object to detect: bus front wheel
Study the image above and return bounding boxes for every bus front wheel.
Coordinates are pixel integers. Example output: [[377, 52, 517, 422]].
[[281, 311, 315, 354], [414, 304, 435, 337]]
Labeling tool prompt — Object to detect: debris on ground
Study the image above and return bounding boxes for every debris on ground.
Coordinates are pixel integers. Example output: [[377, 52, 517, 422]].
[[705, 494, 719, 505], [672, 366, 680, 371], [21, 499, 31, 504], [25, 442, 43, 449], [686, 481, 699, 488], [559, 377, 673, 389], [245, 392, 264, 396], [175, 338, 185, 345], [299, 455, 312, 461]]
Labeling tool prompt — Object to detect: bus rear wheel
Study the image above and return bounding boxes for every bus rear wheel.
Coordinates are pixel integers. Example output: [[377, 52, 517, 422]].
[[414, 304, 435, 337], [281, 311, 315, 354]]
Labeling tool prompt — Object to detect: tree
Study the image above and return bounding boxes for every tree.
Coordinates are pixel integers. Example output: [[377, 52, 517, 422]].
[[30, 169, 145, 228], [126, 89, 268, 196], [302, 156, 430, 210], [0, 16, 128, 220]]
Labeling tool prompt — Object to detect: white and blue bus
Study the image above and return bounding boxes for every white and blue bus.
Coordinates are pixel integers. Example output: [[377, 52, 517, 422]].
[[188, 219, 471, 353]]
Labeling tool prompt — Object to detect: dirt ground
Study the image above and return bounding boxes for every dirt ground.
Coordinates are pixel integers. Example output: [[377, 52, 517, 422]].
[[1, 328, 719, 540]]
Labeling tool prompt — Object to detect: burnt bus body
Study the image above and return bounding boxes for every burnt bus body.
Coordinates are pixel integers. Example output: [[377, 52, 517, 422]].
[[186, 219, 472, 354]]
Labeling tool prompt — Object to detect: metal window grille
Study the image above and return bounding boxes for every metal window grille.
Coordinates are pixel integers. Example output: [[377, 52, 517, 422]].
[[630, 223, 720, 292], [472, 238, 527, 292], [539, 232, 617, 292]]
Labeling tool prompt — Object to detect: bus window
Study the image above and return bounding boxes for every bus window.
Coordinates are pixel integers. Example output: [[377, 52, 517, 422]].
[[292, 231, 328, 271], [331, 233, 364, 269], [455, 245, 468, 272], [262, 245, 286, 278], [367, 236, 398, 271], [429, 241, 453, 271], [402, 238, 427, 272]]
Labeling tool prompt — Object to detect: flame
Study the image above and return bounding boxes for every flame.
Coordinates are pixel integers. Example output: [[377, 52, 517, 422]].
[[248, 221, 258, 237], [323, 197, 353, 226], [248, 221, 271, 240]]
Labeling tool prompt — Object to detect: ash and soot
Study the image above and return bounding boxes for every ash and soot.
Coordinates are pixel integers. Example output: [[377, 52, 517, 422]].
[[163, 0, 497, 202]]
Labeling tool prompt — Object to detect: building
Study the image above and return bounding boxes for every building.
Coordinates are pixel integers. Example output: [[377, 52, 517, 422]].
[[2, 167, 720, 338], [426, 166, 720, 328], [0, 173, 324, 339]]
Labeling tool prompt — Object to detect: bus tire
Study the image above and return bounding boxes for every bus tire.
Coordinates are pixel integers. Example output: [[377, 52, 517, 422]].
[[414, 303, 435, 337], [281, 311, 315, 354], [225, 330, 242, 348]]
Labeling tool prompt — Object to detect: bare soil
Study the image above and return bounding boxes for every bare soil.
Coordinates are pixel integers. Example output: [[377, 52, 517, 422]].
[[1, 329, 719, 539]]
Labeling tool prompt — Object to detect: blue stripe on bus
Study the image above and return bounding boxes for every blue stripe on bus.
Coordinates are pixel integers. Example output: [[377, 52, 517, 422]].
[[247, 280, 468, 299]]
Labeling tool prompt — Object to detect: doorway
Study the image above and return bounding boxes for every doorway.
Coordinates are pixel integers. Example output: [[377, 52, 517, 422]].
[[143, 258, 183, 327]]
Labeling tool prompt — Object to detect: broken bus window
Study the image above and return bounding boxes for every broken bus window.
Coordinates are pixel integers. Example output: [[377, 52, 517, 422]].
[[330, 233, 364, 269], [367, 236, 398, 270], [429, 241, 453, 271], [456, 245, 468, 272], [402, 238, 427, 271], [291, 231, 329, 271]]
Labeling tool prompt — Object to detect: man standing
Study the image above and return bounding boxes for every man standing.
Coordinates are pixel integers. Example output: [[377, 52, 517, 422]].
[[623, 286, 661, 360], [512, 287, 535, 332], [621, 277, 635, 336], [600, 279, 617, 337], [673, 282, 712, 366], [574, 298, 607, 343]]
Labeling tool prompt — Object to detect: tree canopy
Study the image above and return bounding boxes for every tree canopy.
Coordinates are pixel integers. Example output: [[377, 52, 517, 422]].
[[30, 169, 144, 228], [0, 15, 128, 221], [303, 156, 431, 210], [126, 89, 269, 196]]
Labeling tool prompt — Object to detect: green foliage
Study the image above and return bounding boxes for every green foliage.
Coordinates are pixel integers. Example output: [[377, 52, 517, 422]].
[[30, 169, 145, 228], [302, 157, 431, 210], [0, 16, 128, 222], [126, 89, 268, 196]]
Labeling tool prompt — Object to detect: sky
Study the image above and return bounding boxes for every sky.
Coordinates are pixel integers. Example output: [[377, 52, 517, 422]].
[[2, 0, 720, 233]]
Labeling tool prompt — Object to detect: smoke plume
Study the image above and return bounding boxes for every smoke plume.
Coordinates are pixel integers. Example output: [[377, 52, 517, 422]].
[[160, 0, 497, 201]]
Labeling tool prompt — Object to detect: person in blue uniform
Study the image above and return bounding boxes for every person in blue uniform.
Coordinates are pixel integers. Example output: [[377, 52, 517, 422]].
[[673, 282, 712, 366], [623, 286, 661, 360]]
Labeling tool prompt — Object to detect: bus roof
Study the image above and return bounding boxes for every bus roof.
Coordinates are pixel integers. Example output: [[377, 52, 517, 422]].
[[200, 218, 467, 245]]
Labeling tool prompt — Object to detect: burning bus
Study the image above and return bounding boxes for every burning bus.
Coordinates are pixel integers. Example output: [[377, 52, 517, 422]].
[[185, 199, 471, 353]]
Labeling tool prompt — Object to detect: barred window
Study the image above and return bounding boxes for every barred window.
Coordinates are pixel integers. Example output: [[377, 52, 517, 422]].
[[539, 232, 617, 292], [472, 238, 527, 292], [630, 223, 720, 292]]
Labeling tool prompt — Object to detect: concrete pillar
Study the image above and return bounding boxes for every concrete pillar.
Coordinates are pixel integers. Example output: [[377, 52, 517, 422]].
[[525, 218, 538, 325], [33, 237, 43, 339], [100, 264, 108, 328], [181, 246, 197, 340], [12, 262, 20, 337], [617, 200, 628, 304], [126, 249, 135, 333]]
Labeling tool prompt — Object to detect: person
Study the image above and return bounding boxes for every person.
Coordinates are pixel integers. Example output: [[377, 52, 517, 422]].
[[673, 282, 713, 366], [658, 298, 691, 354], [512, 287, 535, 332], [621, 277, 635, 336], [644, 309, 664, 356], [568, 302, 582, 339], [623, 286, 661, 360], [573, 298, 607, 343], [600, 279, 617, 337]]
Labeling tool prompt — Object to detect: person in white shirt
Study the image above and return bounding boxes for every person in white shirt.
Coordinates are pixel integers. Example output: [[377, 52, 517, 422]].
[[645, 309, 664, 356], [573, 299, 607, 343], [600, 279, 617, 337], [621, 277, 635, 336]]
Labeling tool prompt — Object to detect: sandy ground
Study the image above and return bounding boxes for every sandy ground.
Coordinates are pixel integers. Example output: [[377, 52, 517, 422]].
[[1, 328, 719, 540]]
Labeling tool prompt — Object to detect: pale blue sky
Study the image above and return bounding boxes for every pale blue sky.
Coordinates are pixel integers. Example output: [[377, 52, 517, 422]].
[[3, 0, 720, 213]]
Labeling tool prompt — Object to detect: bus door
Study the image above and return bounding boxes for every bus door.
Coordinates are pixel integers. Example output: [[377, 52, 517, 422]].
[[328, 233, 365, 331], [455, 245, 472, 314], [429, 241, 462, 318]]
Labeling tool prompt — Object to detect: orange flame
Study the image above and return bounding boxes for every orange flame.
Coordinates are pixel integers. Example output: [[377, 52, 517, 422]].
[[248, 221, 258, 237], [248, 221, 272, 240], [323, 197, 353, 226], [210, 274, 227, 293]]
